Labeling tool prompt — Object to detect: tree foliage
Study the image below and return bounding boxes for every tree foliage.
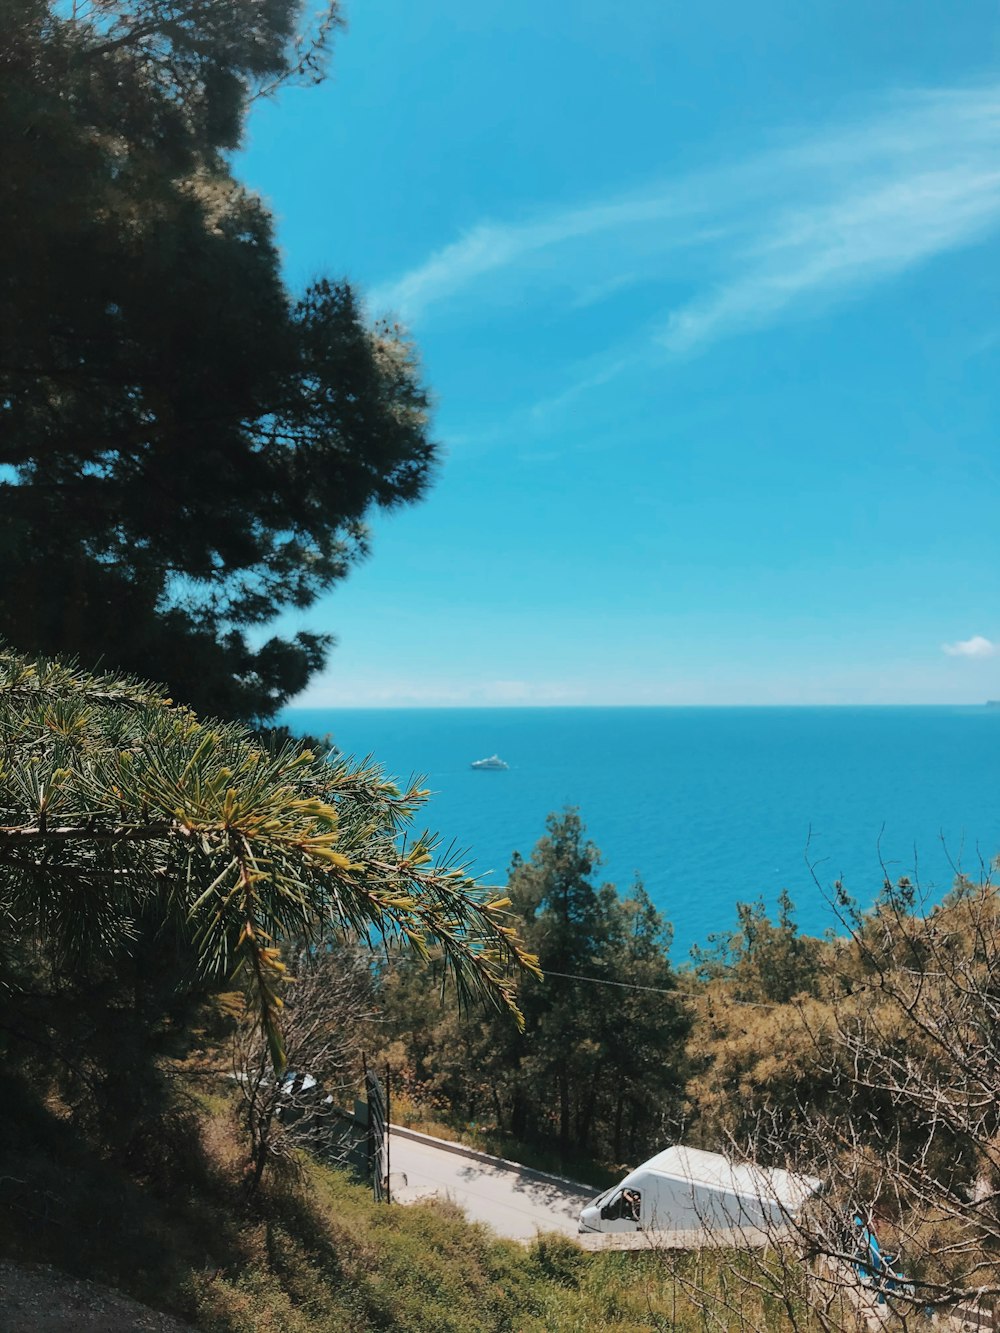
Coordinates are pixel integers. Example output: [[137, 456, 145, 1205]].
[[683, 893, 839, 1146], [680, 874, 1000, 1325], [507, 810, 692, 1159], [0, 648, 537, 1150], [377, 809, 692, 1167], [690, 889, 822, 1005], [0, 0, 435, 719]]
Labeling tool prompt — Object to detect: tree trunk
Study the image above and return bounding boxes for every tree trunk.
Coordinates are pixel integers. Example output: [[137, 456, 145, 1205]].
[[558, 1069, 570, 1150], [578, 1064, 601, 1153], [613, 1092, 624, 1163]]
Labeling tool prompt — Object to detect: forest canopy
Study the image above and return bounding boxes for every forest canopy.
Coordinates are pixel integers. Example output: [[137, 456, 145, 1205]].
[[0, 0, 435, 720]]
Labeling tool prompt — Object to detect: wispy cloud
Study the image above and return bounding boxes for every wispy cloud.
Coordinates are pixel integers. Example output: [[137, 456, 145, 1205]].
[[371, 85, 1000, 355], [942, 635, 998, 659], [663, 165, 1000, 351], [369, 195, 710, 320]]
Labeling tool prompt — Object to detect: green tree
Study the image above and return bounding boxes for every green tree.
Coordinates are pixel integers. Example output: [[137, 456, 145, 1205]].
[[0, 648, 536, 1155], [691, 889, 822, 1004], [509, 811, 691, 1160], [377, 810, 692, 1167], [507, 809, 610, 1148], [598, 884, 692, 1162], [0, 0, 434, 720]]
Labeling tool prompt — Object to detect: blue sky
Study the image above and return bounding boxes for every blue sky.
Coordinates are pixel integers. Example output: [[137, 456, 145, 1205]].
[[240, 0, 1000, 706]]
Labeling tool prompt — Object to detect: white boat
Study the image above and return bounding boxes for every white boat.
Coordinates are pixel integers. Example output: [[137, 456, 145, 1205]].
[[471, 754, 509, 771]]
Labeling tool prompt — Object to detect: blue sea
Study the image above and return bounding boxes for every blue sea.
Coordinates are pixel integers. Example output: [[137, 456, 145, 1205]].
[[280, 706, 1000, 958]]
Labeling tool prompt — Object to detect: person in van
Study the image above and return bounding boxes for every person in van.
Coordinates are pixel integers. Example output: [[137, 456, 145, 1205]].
[[600, 1189, 642, 1224]]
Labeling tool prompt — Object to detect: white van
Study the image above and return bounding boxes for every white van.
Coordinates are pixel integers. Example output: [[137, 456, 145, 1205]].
[[578, 1145, 820, 1241]]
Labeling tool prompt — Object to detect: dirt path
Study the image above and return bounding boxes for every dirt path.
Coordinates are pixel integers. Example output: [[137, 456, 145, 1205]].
[[0, 1263, 193, 1332]]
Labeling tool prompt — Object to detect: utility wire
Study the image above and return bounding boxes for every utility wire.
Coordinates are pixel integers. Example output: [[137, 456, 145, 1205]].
[[541, 968, 780, 1009], [386, 940, 860, 1013], [379, 951, 779, 1009]]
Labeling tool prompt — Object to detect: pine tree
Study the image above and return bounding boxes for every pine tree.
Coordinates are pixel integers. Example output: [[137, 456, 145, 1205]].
[[510, 813, 691, 1160], [0, 648, 537, 1145], [1, 0, 434, 719]]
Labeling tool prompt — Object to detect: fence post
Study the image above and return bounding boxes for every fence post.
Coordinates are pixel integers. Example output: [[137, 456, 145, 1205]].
[[385, 1066, 391, 1205], [362, 1060, 387, 1203]]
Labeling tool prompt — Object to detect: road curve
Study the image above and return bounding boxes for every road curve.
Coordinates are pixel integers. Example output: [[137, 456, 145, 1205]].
[[387, 1125, 599, 1242]]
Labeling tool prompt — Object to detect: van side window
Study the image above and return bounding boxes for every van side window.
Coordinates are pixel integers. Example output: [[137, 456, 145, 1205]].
[[600, 1189, 641, 1222]]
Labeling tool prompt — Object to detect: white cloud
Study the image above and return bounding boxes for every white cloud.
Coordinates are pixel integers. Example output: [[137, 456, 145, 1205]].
[[942, 635, 998, 659], [370, 84, 1000, 354], [662, 165, 1000, 351]]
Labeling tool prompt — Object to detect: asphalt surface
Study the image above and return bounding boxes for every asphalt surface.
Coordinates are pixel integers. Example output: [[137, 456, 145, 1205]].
[[388, 1126, 600, 1242]]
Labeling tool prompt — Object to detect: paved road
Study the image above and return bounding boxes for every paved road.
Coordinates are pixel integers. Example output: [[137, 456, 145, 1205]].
[[388, 1126, 599, 1242]]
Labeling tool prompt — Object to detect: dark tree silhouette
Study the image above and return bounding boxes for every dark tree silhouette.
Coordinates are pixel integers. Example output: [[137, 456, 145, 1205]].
[[1, 0, 435, 719]]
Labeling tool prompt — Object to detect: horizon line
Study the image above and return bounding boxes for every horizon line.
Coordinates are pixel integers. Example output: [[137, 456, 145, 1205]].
[[282, 700, 999, 711]]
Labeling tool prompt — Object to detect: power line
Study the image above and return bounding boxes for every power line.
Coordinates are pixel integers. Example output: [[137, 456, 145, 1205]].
[[383, 937, 831, 1013], [542, 968, 780, 1009]]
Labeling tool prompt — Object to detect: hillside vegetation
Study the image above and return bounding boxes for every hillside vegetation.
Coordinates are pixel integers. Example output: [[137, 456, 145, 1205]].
[[2, 1077, 832, 1332], [376, 819, 1000, 1324], [2, 651, 997, 1328]]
